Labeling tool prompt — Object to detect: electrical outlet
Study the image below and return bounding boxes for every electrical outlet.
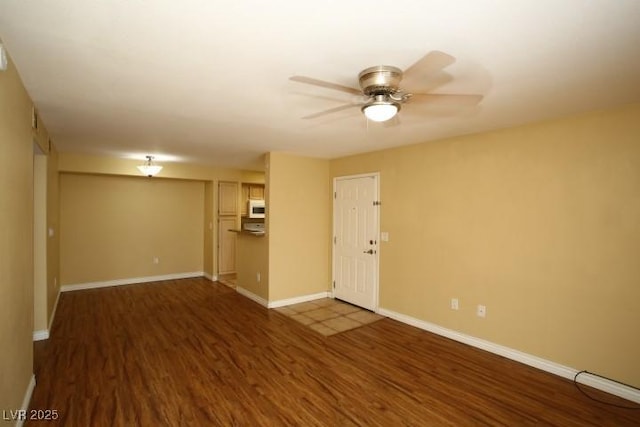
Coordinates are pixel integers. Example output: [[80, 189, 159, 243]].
[[451, 298, 459, 310], [477, 305, 486, 318], [381, 232, 389, 242], [256, 272, 261, 282], [153, 257, 159, 264]]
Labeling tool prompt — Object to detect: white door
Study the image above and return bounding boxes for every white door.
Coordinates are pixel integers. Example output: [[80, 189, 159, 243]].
[[333, 174, 379, 311]]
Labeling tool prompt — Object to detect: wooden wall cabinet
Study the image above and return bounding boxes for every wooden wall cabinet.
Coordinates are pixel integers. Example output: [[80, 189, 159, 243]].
[[218, 217, 237, 274], [249, 184, 265, 200], [241, 185, 249, 216], [219, 182, 238, 216], [218, 181, 239, 275], [241, 183, 265, 216]]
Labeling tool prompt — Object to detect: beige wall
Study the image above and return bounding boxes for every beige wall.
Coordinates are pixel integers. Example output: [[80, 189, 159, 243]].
[[59, 153, 264, 277], [267, 152, 331, 301], [330, 103, 640, 387], [60, 174, 205, 285], [0, 45, 35, 413], [236, 235, 269, 299]]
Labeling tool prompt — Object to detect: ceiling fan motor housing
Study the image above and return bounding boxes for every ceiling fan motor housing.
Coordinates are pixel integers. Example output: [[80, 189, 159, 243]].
[[358, 65, 403, 95]]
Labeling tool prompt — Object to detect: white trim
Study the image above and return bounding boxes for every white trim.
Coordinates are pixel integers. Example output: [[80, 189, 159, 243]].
[[32, 330, 49, 341], [333, 172, 381, 181], [32, 289, 61, 342], [48, 288, 61, 331], [204, 273, 217, 282], [267, 291, 330, 308], [16, 374, 36, 427], [236, 286, 268, 307], [577, 372, 640, 404], [378, 307, 640, 404], [60, 272, 205, 292]]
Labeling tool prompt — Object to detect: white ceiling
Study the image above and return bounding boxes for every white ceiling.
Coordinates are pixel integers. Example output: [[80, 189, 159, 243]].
[[1, 0, 639, 170]]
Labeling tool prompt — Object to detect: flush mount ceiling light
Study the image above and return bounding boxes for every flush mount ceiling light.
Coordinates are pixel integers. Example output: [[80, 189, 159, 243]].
[[137, 155, 163, 177], [362, 94, 400, 122]]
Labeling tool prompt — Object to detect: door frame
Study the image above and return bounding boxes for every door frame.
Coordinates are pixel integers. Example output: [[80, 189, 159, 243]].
[[331, 172, 380, 312], [33, 143, 48, 337]]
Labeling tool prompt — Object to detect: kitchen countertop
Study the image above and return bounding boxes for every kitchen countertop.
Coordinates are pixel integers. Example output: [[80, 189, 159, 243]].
[[229, 229, 265, 237]]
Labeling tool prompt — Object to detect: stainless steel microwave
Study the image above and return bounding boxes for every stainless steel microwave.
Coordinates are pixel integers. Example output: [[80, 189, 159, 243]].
[[248, 199, 265, 218]]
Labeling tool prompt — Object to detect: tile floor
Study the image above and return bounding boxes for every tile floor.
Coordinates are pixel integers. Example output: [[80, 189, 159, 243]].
[[275, 298, 384, 336], [218, 273, 236, 288]]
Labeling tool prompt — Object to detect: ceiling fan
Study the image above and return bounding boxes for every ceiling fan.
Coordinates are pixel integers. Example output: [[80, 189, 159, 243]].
[[290, 51, 482, 123]]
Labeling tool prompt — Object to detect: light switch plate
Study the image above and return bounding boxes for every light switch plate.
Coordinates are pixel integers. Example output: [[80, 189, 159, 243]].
[[381, 232, 389, 241]]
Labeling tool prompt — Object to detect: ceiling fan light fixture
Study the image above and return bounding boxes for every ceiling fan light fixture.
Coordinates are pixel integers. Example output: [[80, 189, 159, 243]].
[[137, 155, 163, 177], [363, 103, 398, 122], [362, 95, 400, 122]]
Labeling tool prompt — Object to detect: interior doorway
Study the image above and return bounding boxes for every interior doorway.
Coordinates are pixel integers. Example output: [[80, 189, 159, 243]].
[[33, 143, 47, 338]]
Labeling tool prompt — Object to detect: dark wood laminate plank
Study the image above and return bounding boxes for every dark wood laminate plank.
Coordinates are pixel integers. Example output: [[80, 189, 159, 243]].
[[28, 278, 639, 426]]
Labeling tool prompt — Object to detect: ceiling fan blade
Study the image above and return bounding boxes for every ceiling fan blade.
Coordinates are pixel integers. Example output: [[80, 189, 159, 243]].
[[402, 71, 453, 93], [402, 51, 456, 82], [292, 91, 369, 105], [301, 103, 361, 119], [290, 76, 362, 95], [290, 92, 349, 103], [408, 93, 483, 106]]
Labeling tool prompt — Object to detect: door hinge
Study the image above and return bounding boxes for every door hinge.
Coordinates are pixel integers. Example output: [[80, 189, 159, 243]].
[[373, 201, 381, 206], [333, 236, 336, 244], [333, 280, 335, 289], [334, 192, 337, 199]]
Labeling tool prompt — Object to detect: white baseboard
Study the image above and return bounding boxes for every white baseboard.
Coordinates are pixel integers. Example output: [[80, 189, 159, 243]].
[[203, 273, 217, 282], [378, 308, 640, 404], [236, 286, 268, 307], [268, 291, 330, 308], [32, 289, 61, 342], [236, 288, 331, 309], [32, 330, 49, 341], [48, 288, 60, 331], [33, 291, 60, 341], [576, 371, 640, 404], [60, 271, 205, 292], [16, 374, 36, 427]]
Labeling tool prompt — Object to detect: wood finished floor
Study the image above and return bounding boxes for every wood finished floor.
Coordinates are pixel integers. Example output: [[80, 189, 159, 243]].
[[29, 277, 639, 426]]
